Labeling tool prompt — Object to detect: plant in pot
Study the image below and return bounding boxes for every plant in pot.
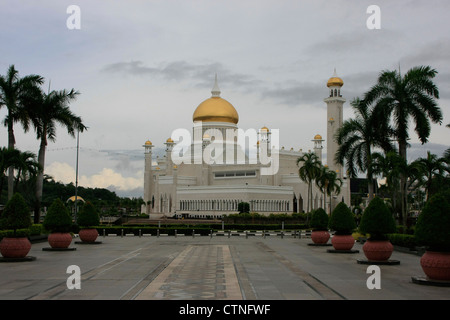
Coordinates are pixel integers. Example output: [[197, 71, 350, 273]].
[[309, 208, 330, 245], [0, 193, 32, 259], [414, 191, 450, 282], [328, 202, 357, 252], [76, 201, 100, 243], [42, 198, 74, 250], [358, 197, 397, 262]]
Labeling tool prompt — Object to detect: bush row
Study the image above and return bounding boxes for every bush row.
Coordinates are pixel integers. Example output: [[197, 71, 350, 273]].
[[94, 224, 310, 236]]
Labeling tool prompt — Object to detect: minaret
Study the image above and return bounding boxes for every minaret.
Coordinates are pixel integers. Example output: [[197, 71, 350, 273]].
[[143, 140, 153, 215], [324, 69, 345, 179], [165, 137, 175, 175], [312, 134, 324, 162]]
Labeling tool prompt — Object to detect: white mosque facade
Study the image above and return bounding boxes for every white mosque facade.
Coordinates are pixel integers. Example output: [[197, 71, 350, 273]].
[[141, 72, 351, 218]]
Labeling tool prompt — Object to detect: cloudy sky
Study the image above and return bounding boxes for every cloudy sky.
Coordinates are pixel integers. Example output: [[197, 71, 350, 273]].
[[1, 0, 449, 198]]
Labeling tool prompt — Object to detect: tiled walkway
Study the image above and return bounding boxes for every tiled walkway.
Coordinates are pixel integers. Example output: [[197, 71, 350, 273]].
[[136, 245, 242, 299]]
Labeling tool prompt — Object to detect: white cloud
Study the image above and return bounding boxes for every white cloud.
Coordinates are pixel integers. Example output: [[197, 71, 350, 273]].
[[46, 162, 143, 191]]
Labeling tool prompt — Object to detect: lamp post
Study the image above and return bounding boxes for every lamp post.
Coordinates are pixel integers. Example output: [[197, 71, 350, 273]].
[[74, 130, 80, 223]]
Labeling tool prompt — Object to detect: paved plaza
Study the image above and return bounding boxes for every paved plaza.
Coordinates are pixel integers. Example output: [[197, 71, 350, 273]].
[[0, 234, 449, 302]]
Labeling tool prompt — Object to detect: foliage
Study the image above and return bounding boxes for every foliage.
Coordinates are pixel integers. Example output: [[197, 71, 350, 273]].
[[297, 152, 321, 213], [0, 193, 32, 236], [387, 234, 417, 249], [42, 198, 73, 233], [328, 202, 356, 235], [414, 191, 450, 251], [359, 197, 396, 240], [238, 202, 250, 214], [310, 208, 329, 231], [76, 201, 100, 227]]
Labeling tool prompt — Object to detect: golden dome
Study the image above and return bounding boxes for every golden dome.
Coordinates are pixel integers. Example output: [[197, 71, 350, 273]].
[[327, 76, 344, 87], [166, 137, 174, 143], [314, 134, 322, 140], [193, 75, 239, 124], [327, 69, 344, 87], [260, 126, 269, 132], [193, 97, 239, 124], [145, 140, 152, 145]]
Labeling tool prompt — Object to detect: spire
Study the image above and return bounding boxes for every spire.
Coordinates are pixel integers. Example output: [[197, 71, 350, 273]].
[[211, 73, 221, 97], [333, 68, 337, 77]]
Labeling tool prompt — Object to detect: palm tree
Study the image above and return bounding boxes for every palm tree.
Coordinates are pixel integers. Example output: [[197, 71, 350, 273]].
[[416, 151, 449, 201], [363, 65, 443, 224], [371, 151, 423, 223], [297, 152, 321, 215], [0, 65, 44, 199], [335, 97, 393, 201], [316, 165, 342, 215], [13, 150, 41, 190], [28, 86, 87, 223]]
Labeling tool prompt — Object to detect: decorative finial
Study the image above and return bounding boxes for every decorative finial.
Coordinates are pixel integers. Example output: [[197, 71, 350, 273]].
[[333, 68, 337, 77], [211, 73, 221, 97]]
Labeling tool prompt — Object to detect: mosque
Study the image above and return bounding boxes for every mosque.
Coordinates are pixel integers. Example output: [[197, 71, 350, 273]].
[[141, 71, 351, 218]]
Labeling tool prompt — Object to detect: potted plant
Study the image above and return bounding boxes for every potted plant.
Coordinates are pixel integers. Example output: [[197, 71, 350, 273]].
[[0, 193, 32, 259], [328, 202, 357, 251], [42, 198, 74, 249], [358, 197, 396, 262], [310, 208, 330, 245], [414, 191, 450, 281], [76, 201, 100, 243]]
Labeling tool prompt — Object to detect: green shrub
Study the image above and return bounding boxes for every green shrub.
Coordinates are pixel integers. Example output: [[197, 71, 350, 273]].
[[415, 191, 450, 251], [359, 197, 396, 240], [387, 234, 417, 249], [77, 201, 100, 227], [328, 202, 356, 235], [310, 208, 328, 231], [0, 193, 32, 236], [43, 198, 73, 233]]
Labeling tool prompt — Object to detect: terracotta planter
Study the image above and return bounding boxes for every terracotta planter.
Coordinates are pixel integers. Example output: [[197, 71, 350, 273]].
[[0, 237, 32, 258], [420, 251, 450, 281], [48, 232, 73, 249], [331, 234, 355, 250], [311, 231, 330, 244], [363, 240, 393, 261], [79, 228, 99, 242]]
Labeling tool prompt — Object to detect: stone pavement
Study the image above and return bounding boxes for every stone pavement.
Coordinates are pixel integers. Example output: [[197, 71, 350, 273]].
[[0, 234, 449, 301]]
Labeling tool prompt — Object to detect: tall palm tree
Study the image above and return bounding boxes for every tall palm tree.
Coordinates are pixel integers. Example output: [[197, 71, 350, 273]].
[[363, 65, 443, 224], [297, 152, 321, 214], [0, 65, 44, 199], [335, 97, 393, 201], [416, 151, 449, 201], [28, 86, 87, 222], [316, 165, 342, 215]]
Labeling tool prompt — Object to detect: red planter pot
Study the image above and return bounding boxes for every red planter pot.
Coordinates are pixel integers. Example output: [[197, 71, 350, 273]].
[[363, 240, 393, 261], [311, 231, 330, 244], [48, 232, 73, 249], [420, 251, 450, 281], [0, 237, 32, 258], [79, 228, 99, 242], [331, 234, 355, 250]]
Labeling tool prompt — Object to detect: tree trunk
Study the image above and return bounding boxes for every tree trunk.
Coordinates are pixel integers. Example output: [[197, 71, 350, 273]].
[[34, 135, 47, 224], [7, 120, 15, 200], [398, 141, 408, 227]]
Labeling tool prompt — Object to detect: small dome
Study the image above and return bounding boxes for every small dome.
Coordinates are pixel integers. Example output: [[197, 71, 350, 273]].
[[327, 69, 344, 87], [145, 140, 152, 145], [260, 126, 269, 132], [314, 134, 322, 140], [166, 138, 174, 143]]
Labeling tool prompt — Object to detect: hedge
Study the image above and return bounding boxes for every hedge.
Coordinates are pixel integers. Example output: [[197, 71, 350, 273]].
[[387, 233, 417, 249]]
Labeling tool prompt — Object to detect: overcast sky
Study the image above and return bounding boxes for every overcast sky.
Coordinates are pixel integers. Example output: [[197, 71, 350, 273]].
[[1, 0, 449, 198]]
